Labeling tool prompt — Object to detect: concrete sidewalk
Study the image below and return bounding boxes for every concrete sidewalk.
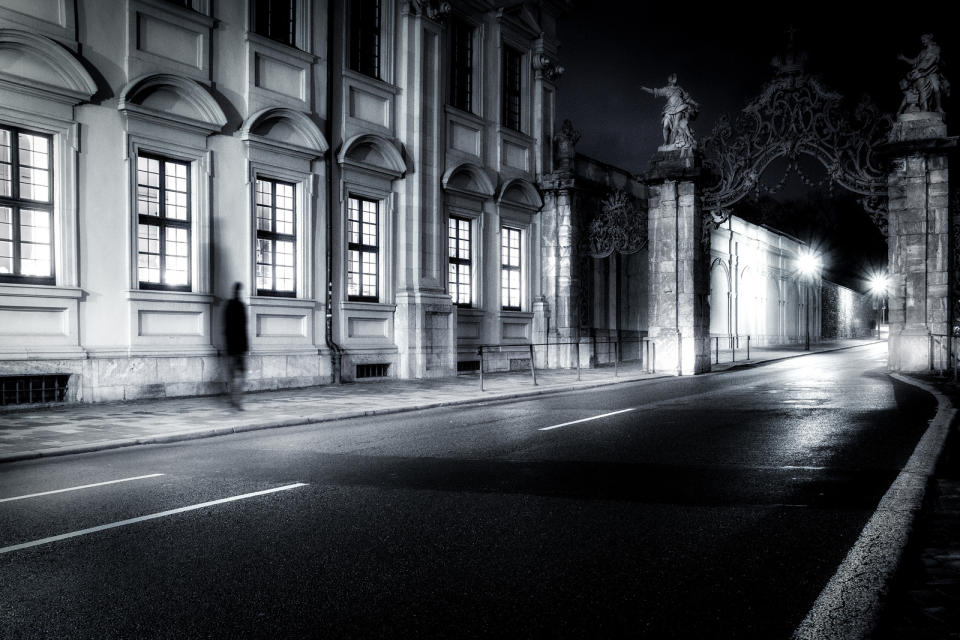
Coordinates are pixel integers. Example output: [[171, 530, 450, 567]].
[[0, 338, 881, 464]]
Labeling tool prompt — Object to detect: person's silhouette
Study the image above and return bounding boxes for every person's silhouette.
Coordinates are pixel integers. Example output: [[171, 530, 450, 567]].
[[224, 282, 248, 409]]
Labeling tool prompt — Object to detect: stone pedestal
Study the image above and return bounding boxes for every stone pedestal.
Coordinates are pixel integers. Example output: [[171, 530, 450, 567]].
[[645, 150, 711, 375], [886, 112, 956, 372]]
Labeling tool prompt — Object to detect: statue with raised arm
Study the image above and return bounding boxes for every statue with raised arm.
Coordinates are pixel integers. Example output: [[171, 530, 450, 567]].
[[898, 33, 950, 114], [641, 74, 700, 151]]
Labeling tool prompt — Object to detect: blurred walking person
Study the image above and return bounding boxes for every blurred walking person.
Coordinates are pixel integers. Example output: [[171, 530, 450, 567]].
[[224, 281, 248, 409]]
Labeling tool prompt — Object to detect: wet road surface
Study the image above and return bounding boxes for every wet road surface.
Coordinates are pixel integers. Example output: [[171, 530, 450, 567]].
[[0, 343, 936, 638]]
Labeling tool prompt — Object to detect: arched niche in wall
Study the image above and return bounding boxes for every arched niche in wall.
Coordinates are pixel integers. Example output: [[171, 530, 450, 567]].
[[118, 73, 227, 135], [497, 178, 543, 212], [241, 107, 329, 159], [337, 133, 408, 181], [442, 163, 496, 200], [0, 28, 96, 116]]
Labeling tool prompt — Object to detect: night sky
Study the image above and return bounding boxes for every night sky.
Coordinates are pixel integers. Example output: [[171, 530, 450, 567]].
[[557, 2, 953, 290]]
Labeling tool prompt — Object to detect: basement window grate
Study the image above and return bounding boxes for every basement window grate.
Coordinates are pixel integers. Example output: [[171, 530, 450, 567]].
[[457, 360, 480, 373], [356, 363, 389, 379], [1, 375, 70, 406]]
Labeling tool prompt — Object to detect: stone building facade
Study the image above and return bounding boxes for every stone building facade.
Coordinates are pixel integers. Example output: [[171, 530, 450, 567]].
[[0, 0, 570, 403]]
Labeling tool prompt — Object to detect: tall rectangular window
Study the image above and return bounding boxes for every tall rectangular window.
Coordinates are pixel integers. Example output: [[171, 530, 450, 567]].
[[501, 226, 522, 310], [252, 0, 296, 47], [0, 126, 54, 284], [450, 18, 473, 113], [350, 0, 381, 79], [347, 196, 379, 301], [136, 153, 190, 290], [502, 45, 523, 131], [448, 216, 471, 306], [256, 178, 296, 296]]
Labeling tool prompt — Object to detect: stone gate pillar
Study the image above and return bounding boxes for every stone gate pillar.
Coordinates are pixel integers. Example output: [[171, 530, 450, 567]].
[[886, 112, 956, 371], [645, 151, 711, 375]]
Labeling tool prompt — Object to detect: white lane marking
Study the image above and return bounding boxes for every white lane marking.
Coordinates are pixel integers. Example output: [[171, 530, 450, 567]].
[[538, 408, 635, 431], [0, 474, 166, 503], [0, 483, 308, 554]]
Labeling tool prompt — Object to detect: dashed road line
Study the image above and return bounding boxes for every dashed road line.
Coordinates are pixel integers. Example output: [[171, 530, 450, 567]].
[[0, 483, 308, 554], [538, 408, 635, 431], [0, 474, 166, 503]]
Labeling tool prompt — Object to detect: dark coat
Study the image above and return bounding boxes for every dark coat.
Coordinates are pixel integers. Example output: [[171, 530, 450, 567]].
[[224, 298, 248, 356]]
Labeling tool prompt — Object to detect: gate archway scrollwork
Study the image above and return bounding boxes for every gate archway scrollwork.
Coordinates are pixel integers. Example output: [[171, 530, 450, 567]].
[[586, 190, 647, 258], [701, 39, 893, 234]]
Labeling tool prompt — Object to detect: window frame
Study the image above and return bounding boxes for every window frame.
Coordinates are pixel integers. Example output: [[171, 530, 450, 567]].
[[502, 44, 524, 132], [347, 194, 380, 302], [500, 225, 523, 311], [135, 151, 192, 292], [349, 0, 382, 80], [254, 176, 298, 298], [251, 0, 297, 48], [449, 17, 475, 114], [0, 125, 56, 286], [448, 214, 473, 307]]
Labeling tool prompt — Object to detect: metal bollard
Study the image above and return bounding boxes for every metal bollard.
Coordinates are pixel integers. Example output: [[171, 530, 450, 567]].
[[529, 343, 537, 386], [614, 341, 619, 377], [747, 335, 751, 360], [715, 336, 719, 364], [576, 340, 581, 381], [478, 347, 484, 391]]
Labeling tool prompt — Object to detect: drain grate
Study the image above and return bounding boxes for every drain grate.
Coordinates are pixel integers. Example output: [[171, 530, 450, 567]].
[[1, 375, 71, 406], [356, 363, 389, 379]]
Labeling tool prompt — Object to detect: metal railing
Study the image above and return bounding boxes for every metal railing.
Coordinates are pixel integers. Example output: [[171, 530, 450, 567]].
[[929, 334, 960, 381], [474, 336, 654, 391], [711, 335, 751, 365]]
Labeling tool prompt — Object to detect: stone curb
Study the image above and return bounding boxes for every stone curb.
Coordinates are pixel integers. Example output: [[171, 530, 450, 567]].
[[792, 373, 957, 640], [0, 341, 878, 465]]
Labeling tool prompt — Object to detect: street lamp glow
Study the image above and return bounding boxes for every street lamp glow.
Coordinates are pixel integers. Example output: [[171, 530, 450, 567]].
[[868, 273, 889, 296], [797, 251, 821, 276]]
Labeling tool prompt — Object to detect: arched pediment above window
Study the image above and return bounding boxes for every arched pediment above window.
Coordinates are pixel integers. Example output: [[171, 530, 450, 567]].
[[0, 29, 96, 104], [497, 178, 543, 211], [442, 163, 496, 198], [337, 133, 408, 179], [240, 107, 328, 158], [118, 73, 227, 135]]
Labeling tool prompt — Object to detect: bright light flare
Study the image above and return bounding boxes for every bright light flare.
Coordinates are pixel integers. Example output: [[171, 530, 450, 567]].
[[797, 250, 821, 277], [868, 272, 889, 296]]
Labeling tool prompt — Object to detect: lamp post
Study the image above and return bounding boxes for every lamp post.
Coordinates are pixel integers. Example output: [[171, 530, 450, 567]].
[[868, 272, 889, 339], [798, 250, 821, 351]]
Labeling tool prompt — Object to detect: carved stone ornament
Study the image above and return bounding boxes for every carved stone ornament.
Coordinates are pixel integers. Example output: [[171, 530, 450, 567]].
[[533, 54, 565, 82], [700, 33, 892, 233], [407, 0, 451, 20], [897, 33, 950, 115], [586, 190, 647, 258]]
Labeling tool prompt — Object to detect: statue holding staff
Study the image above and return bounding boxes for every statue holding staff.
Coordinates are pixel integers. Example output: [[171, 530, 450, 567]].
[[641, 74, 700, 150]]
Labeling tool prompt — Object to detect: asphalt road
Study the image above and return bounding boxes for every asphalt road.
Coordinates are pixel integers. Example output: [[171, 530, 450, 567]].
[[0, 343, 936, 639]]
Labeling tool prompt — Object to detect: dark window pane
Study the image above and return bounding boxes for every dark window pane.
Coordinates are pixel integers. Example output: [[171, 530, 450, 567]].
[[503, 46, 523, 131], [253, 0, 296, 47], [450, 19, 473, 112], [350, 0, 381, 79]]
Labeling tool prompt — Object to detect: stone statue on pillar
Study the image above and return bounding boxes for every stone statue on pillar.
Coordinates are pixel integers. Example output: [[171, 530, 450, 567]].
[[554, 119, 581, 174], [897, 34, 950, 115], [641, 74, 700, 152]]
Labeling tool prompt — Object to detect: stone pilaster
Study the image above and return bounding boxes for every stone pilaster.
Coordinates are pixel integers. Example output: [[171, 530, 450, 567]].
[[540, 174, 581, 368], [645, 151, 710, 375], [886, 112, 956, 371]]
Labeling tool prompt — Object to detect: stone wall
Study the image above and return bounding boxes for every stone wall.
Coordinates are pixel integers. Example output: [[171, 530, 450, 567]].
[[821, 282, 873, 339]]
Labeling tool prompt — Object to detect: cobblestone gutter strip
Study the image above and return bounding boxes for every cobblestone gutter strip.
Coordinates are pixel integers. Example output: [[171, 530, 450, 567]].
[[793, 374, 957, 640], [0, 372, 665, 464]]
